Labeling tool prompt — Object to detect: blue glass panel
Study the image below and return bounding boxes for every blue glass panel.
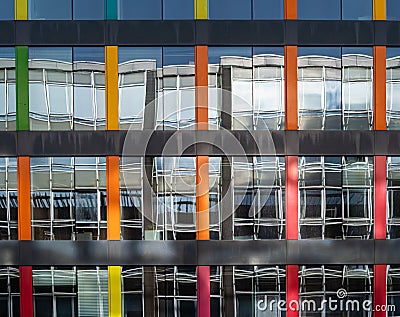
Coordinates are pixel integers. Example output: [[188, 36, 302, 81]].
[[0, 48, 14, 59], [163, 47, 194, 66], [253, 0, 283, 19], [298, 47, 341, 58], [73, 47, 104, 63], [342, 0, 372, 20], [342, 47, 372, 56], [387, 48, 400, 59], [29, 47, 73, 62], [163, 0, 193, 19], [209, 0, 251, 20], [118, 0, 162, 20], [253, 47, 284, 56], [29, 0, 72, 20], [208, 47, 252, 64], [387, 0, 400, 20], [0, 0, 14, 20], [73, 0, 104, 20], [118, 47, 162, 67], [298, 0, 340, 20]]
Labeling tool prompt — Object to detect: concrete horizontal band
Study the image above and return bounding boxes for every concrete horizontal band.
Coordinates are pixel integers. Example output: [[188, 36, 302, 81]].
[[0, 20, 399, 46], [0, 130, 398, 156], [0, 240, 396, 266]]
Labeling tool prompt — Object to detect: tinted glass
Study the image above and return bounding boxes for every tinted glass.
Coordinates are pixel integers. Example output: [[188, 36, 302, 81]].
[[209, 0, 251, 19], [73, 0, 104, 20], [119, 47, 162, 67], [163, 0, 193, 19], [298, 0, 340, 19], [0, 0, 14, 20], [29, 0, 72, 20], [342, 0, 372, 20], [387, 48, 400, 129], [253, 0, 284, 19], [118, 0, 162, 19], [387, 0, 400, 20]]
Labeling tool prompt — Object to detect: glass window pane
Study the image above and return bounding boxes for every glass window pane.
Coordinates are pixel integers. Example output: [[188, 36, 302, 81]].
[[163, 0, 193, 19], [298, 0, 340, 20], [387, 0, 400, 20], [118, 0, 161, 19], [342, 0, 372, 20], [29, 0, 72, 20], [209, 0, 251, 20], [0, 0, 14, 20], [253, 0, 283, 19], [73, 0, 104, 20]]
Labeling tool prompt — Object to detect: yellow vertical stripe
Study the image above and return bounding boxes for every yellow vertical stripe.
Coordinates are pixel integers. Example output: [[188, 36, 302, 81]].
[[108, 266, 122, 317], [15, 0, 28, 20], [374, 0, 386, 20], [195, 0, 208, 19], [106, 46, 119, 130]]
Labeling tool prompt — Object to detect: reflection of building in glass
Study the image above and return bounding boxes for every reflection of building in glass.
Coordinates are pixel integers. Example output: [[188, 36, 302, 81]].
[[299, 54, 373, 130]]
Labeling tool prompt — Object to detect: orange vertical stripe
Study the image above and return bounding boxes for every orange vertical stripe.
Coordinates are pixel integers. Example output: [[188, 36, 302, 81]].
[[107, 156, 120, 240], [106, 46, 119, 130], [285, 46, 298, 130], [18, 156, 31, 240], [284, 0, 297, 19], [374, 46, 386, 130], [195, 46, 208, 129], [195, 45, 209, 240], [196, 156, 209, 240]]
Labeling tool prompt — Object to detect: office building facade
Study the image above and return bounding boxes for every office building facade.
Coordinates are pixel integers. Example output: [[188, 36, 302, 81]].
[[0, 0, 399, 316]]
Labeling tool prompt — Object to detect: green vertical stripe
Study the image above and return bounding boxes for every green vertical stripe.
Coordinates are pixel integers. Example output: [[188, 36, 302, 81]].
[[16, 46, 29, 131], [105, 0, 117, 19]]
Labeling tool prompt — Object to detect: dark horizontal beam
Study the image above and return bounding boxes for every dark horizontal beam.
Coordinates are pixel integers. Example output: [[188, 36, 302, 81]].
[[0, 130, 399, 156], [0, 20, 399, 46], [0, 240, 397, 266]]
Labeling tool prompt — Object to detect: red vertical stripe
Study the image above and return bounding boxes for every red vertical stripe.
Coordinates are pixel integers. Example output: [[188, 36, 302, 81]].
[[197, 266, 210, 317], [20, 266, 33, 317], [286, 265, 299, 316], [374, 264, 386, 317]]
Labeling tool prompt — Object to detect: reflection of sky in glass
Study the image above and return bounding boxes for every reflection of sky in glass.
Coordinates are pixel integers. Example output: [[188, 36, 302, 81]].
[[0, 0, 14, 20], [163, 47, 194, 66], [119, 47, 162, 67], [163, 0, 193, 19], [73, 0, 104, 20], [29, 47, 72, 62], [29, 0, 72, 20], [118, 0, 161, 20], [253, 0, 283, 19], [298, 0, 340, 19], [209, 0, 251, 19]]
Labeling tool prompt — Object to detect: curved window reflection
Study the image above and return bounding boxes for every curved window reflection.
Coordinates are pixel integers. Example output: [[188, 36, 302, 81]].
[[387, 49, 400, 129], [298, 47, 373, 130], [0, 48, 16, 131], [387, 157, 400, 238], [0, 158, 17, 240], [30, 157, 107, 240], [28, 47, 105, 131], [299, 156, 373, 240]]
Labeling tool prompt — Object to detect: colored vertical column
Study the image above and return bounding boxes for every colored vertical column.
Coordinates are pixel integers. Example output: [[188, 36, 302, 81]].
[[105, 2, 122, 314], [105, 0, 118, 20], [16, 1, 32, 315], [285, 0, 299, 316], [373, 1, 387, 317], [195, 0, 209, 312]]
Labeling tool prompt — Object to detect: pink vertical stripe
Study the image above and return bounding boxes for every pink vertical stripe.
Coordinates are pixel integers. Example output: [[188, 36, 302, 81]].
[[20, 266, 33, 317], [374, 156, 386, 239], [197, 266, 210, 317], [286, 156, 298, 240]]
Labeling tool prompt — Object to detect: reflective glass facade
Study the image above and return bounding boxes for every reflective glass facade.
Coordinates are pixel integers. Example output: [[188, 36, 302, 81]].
[[0, 0, 397, 316]]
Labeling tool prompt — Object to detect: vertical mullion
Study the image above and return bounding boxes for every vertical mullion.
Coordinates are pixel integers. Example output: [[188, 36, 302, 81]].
[[373, 1, 387, 317], [285, 0, 299, 316], [105, 1, 121, 313], [196, 44, 210, 316], [15, 0, 32, 315]]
